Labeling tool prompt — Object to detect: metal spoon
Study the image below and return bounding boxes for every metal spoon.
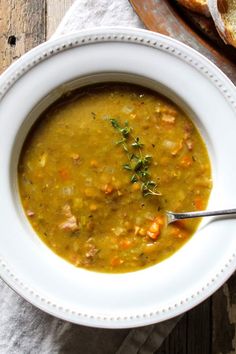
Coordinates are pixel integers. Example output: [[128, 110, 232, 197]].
[[166, 208, 236, 224]]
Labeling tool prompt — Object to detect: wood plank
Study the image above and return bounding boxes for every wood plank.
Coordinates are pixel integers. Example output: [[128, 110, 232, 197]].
[[156, 299, 211, 354], [0, 0, 46, 74], [155, 315, 187, 354], [212, 276, 236, 354], [46, 0, 74, 39], [187, 299, 211, 354]]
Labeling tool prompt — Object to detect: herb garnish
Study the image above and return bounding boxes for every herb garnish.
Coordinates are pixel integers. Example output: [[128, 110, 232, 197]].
[[109, 118, 161, 197]]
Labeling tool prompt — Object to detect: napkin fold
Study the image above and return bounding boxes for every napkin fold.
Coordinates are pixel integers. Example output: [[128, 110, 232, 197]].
[[0, 1, 182, 353], [52, 0, 144, 38]]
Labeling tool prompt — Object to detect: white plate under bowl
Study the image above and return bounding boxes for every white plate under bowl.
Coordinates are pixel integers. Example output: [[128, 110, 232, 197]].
[[0, 28, 236, 329]]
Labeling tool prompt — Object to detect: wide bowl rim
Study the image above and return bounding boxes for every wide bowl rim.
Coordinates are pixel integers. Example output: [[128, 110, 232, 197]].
[[0, 27, 236, 328]]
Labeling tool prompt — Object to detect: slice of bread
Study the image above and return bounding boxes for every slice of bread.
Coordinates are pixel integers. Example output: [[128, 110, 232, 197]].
[[177, 0, 210, 16], [208, 0, 236, 46]]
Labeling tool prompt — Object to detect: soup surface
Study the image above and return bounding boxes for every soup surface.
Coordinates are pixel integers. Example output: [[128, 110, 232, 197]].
[[18, 84, 212, 273]]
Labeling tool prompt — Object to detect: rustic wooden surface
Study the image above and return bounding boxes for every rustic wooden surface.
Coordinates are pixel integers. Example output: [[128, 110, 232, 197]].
[[129, 0, 236, 83], [47, 0, 73, 38], [0, 1, 236, 353]]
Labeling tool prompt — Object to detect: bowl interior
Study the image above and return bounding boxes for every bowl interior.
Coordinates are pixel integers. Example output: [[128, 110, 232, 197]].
[[0, 28, 236, 328], [12, 72, 216, 248]]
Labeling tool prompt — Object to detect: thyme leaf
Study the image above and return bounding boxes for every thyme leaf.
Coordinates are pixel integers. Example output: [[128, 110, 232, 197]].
[[109, 118, 161, 197], [131, 174, 138, 183], [110, 118, 121, 130], [123, 163, 132, 171], [132, 137, 144, 149]]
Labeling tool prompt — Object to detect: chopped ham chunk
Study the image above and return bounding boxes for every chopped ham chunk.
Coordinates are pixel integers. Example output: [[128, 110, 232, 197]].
[[86, 246, 99, 258], [62, 203, 72, 217], [59, 216, 79, 232], [59, 204, 79, 232], [184, 123, 193, 139]]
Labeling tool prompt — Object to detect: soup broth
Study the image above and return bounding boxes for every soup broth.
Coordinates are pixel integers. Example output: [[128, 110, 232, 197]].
[[18, 84, 212, 273]]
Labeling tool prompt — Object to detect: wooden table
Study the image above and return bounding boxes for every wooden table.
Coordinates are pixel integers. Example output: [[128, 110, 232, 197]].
[[0, 1, 235, 353]]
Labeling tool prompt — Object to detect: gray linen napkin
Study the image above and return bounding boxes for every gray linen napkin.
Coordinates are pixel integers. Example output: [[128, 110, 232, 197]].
[[0, 1, 182, 353], [0, 282, 181, 353]]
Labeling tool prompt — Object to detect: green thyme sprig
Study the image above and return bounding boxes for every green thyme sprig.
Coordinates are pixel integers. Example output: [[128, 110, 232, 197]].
[[109, 118, 161, 197]]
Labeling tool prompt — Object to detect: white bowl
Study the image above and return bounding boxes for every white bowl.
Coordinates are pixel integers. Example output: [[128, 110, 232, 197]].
[[0, 27, 236, 329]]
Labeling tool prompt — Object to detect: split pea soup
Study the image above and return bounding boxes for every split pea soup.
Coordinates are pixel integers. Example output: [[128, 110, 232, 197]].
[[18, 83, 212, 273]]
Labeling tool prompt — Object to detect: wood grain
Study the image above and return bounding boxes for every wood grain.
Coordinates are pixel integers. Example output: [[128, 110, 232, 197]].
[[155, 315, 188, 353], [46, 0, 74, 38], [129, 0, 236, 83], [1, 1, 236, 353], [187, 299, 211, 354], [0, 0, 46, 73], [156, 300, 211, 354], [212, 279, 236, 354]]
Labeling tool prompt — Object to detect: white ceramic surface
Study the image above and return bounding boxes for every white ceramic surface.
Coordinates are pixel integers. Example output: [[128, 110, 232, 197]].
[[0, 28, 236, 329]]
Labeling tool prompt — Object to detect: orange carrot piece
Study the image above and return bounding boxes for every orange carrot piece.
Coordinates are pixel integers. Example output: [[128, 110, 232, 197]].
[[180, 155, 193, 167], [132, 183, 140, 191], [119, 239, 133, 249], [149, 222, 160, 234], [194, 196, 204, 210], [146, 215, 165, 240], [59, 168, 70, 181], [154, 215, 165, 226], [147, 230, 160, 240], [110, 256, 123, 267], [101, 184, 114, 195], [147, 222, 160, 240]]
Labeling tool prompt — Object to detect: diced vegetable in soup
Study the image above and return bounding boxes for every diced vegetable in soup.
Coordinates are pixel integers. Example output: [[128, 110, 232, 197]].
[[18, 84, 212, 273]]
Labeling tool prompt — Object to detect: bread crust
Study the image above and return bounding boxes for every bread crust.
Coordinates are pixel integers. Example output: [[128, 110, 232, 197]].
[[208, 0, 236, 47], [177, 0, 210, 16]]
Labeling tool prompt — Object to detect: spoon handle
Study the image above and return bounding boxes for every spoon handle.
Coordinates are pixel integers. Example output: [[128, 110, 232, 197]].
[[167, 208, 236, 224]]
